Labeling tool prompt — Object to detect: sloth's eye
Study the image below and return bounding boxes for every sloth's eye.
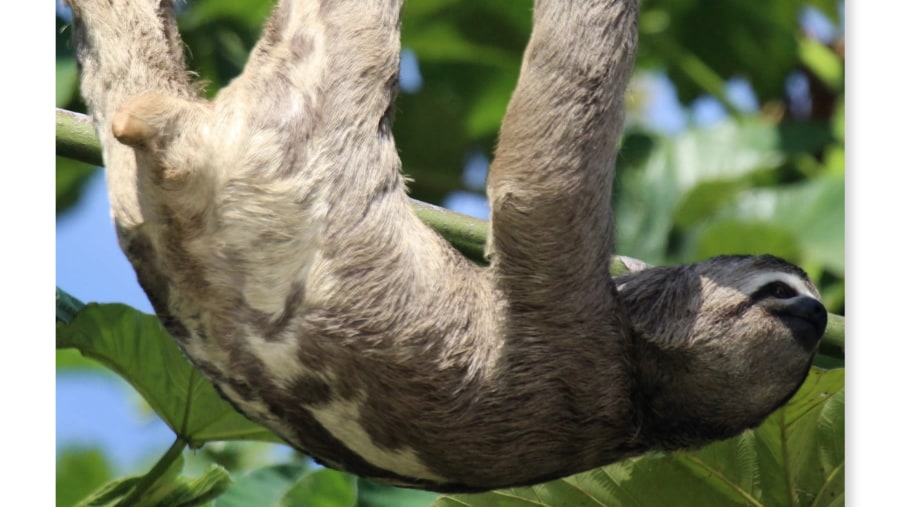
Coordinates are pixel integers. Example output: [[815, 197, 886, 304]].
[[763, 281, 797, 299]]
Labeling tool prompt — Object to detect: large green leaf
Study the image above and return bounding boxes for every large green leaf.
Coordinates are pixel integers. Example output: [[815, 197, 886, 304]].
[[214, 463, 310, 507], [435, 368, 843, 507], [56, 301, 282, 446], [688, 177, 844, 272], [279, 469, 357, 507], [216, 466, 436, 507], [357, 478, 439, 507], [615, 119, 832, 264]]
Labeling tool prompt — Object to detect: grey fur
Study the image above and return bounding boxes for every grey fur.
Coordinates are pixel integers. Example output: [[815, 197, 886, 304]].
[[67, 0, 826, 492]]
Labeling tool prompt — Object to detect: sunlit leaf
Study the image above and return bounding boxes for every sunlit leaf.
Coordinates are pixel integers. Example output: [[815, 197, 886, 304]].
[[798, 38, 844, 92], [615, 119, 833, 264], [74, 477, 141, 507], [693, 177, 844, 271], [57, 302, 282, 446], [141, 459, 233, 507], [74, 455, 232, 507]]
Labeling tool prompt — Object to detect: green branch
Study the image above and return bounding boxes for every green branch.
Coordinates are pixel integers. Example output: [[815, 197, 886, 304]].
[[56, 108, 104, 167], [54, 108, 844, 360]]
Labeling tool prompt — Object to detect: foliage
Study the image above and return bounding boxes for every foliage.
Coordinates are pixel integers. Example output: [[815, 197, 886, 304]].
[[56, 0, 844, 506]]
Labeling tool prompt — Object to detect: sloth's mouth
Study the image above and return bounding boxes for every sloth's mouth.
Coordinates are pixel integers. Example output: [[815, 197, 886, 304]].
[[779, 315, 824, 351]]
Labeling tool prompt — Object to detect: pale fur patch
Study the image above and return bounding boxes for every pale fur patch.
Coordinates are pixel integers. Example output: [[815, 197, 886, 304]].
[[245, 332, 312, 387], [309, 397, 447, 482]]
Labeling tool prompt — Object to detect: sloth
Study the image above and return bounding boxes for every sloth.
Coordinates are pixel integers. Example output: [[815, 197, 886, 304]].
[[67, 0, 827, 493]]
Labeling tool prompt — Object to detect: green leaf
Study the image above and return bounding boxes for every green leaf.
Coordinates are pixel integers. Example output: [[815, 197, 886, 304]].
[[57, 16, 83, 110], [393, 0, 531, 205], [637, 0, 823, 104], [57, 348, 110, 371], [798, 38, 844, 92], [278, 469, 357, 507], [57, 156, 99, 215], [691, 177, 844, 272], [141, 462, 233, 507], [214, 463, 309, 507], [615, 119, 833, 264], [74, 455, 232, 507], [75, 477, 142, 507], [357, 478, 438, 507], [435, 368, 843, 507], [672, 180, 747, 229], [463, 70, 518, 139], [56, 302, 282, 446], [57, 287, 86, 323], [691, 221, 802, 262], [57, 57, 79, 107], [57, 448, 114, 507], [830, 97, 844, 144], [403, 22, 520, 68]]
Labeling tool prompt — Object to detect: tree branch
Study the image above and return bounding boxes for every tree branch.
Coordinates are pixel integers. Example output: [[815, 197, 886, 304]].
[[54, 107, 844, 360]]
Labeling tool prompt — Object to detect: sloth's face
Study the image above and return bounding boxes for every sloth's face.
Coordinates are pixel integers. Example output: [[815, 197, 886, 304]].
[[616, 255, 827, 448]]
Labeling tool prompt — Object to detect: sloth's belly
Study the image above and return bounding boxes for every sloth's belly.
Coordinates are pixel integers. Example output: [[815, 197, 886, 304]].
[[175, 322, 458, 490]]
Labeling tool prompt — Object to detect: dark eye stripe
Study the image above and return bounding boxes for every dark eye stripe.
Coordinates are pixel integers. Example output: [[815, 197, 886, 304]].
[[758, 281, 798, 300]]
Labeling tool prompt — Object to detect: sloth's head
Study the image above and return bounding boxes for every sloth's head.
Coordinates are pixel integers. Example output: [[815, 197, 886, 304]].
[[614, 255, 827, 450]]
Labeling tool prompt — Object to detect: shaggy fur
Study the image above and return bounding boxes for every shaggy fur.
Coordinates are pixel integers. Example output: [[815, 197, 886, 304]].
[[67, 0, 826, 492]]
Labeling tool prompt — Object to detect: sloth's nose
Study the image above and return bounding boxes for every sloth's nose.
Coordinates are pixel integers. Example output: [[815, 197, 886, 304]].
[[780, 297, 827, 350]]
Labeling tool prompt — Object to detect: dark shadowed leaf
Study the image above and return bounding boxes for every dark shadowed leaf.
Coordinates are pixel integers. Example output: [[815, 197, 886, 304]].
[[637, 0, 840, 104], [57, 287, 86, 323], [434, 368, 843, 507]]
